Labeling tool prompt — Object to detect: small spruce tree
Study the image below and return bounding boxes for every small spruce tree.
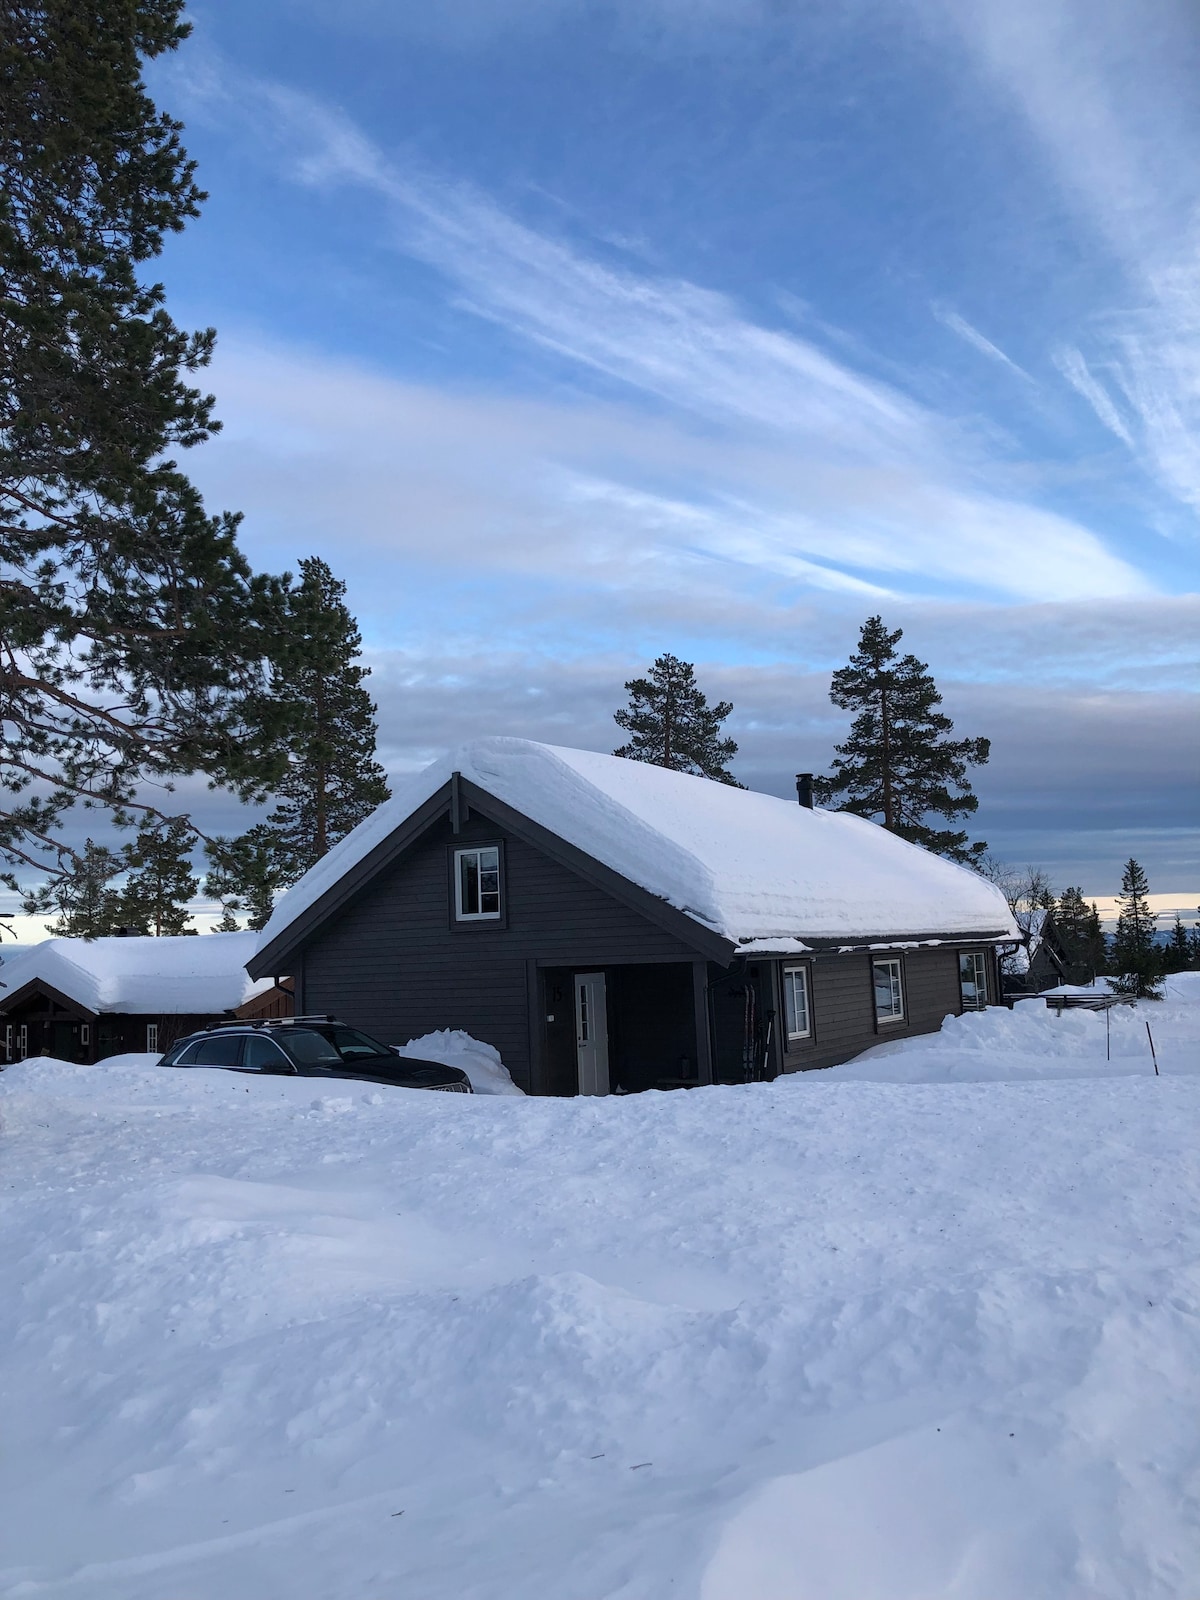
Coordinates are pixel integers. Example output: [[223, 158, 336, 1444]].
[[1110, 858, 1162, 999], [814, 617, 990, 862], [26, 840, 123, 939], [614, 654, 741, 784], [119, 816, 199, 936]]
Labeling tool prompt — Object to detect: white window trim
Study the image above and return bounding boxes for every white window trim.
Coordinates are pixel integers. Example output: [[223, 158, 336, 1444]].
[[872, 957, 905, 1025], [80, 1023, 91, 1047], [959, 951, 988, 1011], [454, 845, 503, 922], [782, 964, 812, 1041], [145, 1023, 160, 1052], [17, 1024, 27, 1057]]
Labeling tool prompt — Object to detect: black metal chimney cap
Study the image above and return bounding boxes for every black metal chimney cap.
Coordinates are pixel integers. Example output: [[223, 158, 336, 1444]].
[[795, 773, 814, 809]]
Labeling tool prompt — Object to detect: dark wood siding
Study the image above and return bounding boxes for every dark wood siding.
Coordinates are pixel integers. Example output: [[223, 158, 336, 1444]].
[[780, 946, 966, 1073], [300, 811, 701, 1092]]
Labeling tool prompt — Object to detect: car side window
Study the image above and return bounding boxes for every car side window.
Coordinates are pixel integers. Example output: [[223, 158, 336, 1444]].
[[170, 1040, 204, 1066], [192, 1035, 245, 1067], [242, 1035, 294, 1073]]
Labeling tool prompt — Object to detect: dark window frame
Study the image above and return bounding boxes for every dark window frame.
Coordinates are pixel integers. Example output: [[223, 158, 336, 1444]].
[[447, 840, 508, 930], [871, 956, 907, 1029]]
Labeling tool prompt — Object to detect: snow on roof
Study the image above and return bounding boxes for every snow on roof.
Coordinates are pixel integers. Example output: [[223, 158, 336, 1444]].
[[0, 931, 270, 1015], [258, 738, 1018, 954]]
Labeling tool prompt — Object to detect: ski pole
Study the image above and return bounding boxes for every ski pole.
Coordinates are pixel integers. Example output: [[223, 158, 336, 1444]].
[[1146, 1021, 1159, 1076]]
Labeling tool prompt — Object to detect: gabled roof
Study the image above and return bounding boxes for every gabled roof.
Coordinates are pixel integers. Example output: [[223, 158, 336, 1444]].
[[253, 738, 1017, 965], [0, 931, 270, 1016]]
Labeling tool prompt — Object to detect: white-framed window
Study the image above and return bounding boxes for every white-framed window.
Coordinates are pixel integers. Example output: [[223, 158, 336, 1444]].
[[80, 1023, 91, 1047], [145, 1023, 159, 1053], [872, 958, 905, 1024], [454, 846, 502, 920], [782, 965, 812, 1040], [959, 951, 988, 1011], [17, 1024, 27, 1058]]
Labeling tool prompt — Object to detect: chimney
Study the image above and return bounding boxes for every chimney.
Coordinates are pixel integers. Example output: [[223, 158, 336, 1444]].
[[795, 773, 814, 809]]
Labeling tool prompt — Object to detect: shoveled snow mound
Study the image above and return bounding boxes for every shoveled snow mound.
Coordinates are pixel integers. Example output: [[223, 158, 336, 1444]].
[[394, 1029, 524, 1096], [257, 737, 1016, 950], [2, 998, 1199, 1599], [825, 979, 1199, 1083]]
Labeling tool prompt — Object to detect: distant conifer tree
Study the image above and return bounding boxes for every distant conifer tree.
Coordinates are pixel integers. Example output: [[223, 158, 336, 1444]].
[[1055, 886, 1107, 984], [118, 816, 198, 935], [814, 616, 990, 863], [1163, 914, 1191, 974], [206, 558, 391, 925], [614, 653, 741, 785], [1110, 858, 1163, 999], [204, 826, 281, 934], [26, 840, 122, 939]]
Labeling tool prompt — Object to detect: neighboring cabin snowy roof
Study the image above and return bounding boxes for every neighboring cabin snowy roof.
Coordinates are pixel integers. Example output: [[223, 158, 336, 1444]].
[[0, 931, 270, 1015], [258, 738, 1018, 955]]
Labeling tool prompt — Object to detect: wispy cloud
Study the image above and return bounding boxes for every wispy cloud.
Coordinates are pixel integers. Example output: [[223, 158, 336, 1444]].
[[934, 306, 1034, 383], [1053, 346, 1134, 446], [924, 0, 1200, 522]]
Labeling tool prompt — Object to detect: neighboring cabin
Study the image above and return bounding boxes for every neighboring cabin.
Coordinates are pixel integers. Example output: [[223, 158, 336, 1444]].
[[248, 738, 1018, 1096], [0, 932, 290, 1064], [1001, 908, 1076, 995]]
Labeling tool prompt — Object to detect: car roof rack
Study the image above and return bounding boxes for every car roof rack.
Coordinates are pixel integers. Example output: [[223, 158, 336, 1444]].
[[178, 1014, 343, 1036]]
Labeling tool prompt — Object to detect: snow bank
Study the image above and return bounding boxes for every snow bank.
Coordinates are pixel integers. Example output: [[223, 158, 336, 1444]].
[[825, 978, 1198, 1083], [0, 930, 268, 1014], [258, 738, 1017, 951], [393, 1029, 524, 1096], [3, 1002, 1199, 1598]]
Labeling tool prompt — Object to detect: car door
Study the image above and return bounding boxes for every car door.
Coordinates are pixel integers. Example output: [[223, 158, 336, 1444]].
[[242, 1035, 297, 1075]]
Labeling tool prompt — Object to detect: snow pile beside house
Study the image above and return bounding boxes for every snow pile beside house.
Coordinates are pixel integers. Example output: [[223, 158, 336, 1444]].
[[823, 978, 1198, 1083], [394, 1029, 524, 1095], [258, 737, 1017, 951], [3, 991, 1198, 1598], [0, 929, 269, 1014]]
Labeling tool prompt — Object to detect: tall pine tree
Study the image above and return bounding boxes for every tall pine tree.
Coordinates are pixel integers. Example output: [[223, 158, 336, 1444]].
[[1055, 886, 1108, 984], [1109, 858, 1162, 999], [206, 559, 390, 924], [813, 616, 990, 862], [118, 815, 198, 936], [614, 654, 741, 785], [0, 0, 288, 889]]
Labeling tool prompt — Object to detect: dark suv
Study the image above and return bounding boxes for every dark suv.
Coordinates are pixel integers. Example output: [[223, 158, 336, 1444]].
[[160, 1016, 473, 1092]]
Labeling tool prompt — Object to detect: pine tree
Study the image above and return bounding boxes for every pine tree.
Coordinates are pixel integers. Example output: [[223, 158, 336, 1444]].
[[118, 815, 198, 936], [1110, 858, 1162, 999], [0, 1, 288, 889], [26, 840, 122, 938], [1055, 886, 1107, 984], [614, 654, 741, 784], [813, 616, 990, 863], [204, 826, 281, 933], [1164, 914, 1191, 974], [204, 559, 390, 924], [261, 558, 390, 878]]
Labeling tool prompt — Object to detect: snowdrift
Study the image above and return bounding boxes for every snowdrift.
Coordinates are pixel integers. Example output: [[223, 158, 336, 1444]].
[[2, 986, 1198, 1598]]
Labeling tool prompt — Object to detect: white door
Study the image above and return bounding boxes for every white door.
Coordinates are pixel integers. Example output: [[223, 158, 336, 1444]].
[[574, 972, 609, 1096]]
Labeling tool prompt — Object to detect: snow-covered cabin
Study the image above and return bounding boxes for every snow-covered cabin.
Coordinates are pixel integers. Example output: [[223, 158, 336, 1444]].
[[248, 738, 1018, 1095], [0, 931, 285, 1064]]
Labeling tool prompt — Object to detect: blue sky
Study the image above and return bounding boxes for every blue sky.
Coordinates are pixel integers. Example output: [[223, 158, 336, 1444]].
[[135, 0, 1197, 893]]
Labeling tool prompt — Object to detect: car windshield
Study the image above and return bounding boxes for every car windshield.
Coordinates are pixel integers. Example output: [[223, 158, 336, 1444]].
[[328, 1027, 392, 1063], [274, 1029, 343, 1067]]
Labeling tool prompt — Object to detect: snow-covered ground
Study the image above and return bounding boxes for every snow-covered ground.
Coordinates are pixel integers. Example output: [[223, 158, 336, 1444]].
[[2, 984, 1199, 1599]]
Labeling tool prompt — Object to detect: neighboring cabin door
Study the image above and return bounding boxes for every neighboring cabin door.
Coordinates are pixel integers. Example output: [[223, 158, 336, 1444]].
[[574, 972, 609, 1096]]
